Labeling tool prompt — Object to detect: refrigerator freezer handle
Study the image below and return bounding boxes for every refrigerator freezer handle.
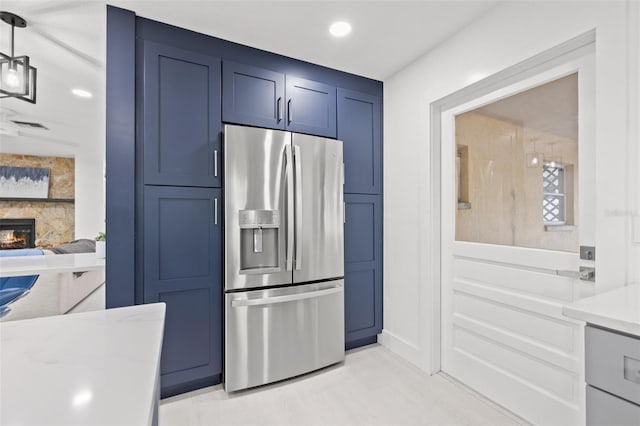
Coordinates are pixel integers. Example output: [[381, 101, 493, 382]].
[[230, 285, 342, 307], [294, 144, 302, 270], [285, 144, 294, 271]]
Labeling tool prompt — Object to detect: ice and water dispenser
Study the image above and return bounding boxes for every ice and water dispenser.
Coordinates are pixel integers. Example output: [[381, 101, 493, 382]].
[[238, 209, 280, 274]]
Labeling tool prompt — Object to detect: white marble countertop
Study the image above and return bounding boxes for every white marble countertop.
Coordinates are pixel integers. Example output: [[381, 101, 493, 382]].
[[563, 284, 640, 337], [0, 253, 105, 277], [0, 303, 166, 425]]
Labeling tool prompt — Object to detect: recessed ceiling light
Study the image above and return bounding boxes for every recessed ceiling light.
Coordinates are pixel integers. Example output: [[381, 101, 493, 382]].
[[329, 21, 351, 37], [71, 88, 93, 98]]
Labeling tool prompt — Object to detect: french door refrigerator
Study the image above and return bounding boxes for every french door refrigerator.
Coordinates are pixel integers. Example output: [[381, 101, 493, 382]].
[[223, 124, 345, 392]]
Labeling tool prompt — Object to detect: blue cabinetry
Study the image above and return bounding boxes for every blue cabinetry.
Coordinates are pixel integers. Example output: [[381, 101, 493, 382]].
[[340, 88, 383, 350], [344, 194, 383, 349], [142, 42, 222, 188], [286, 76, 336, 138], [143, 186, 222, 397], [222, 61, 285, 130], [338, 88, 382, 194], [139, 38, 224, 398], [107, 6, 383, 397], [222, 61, 336, 137]]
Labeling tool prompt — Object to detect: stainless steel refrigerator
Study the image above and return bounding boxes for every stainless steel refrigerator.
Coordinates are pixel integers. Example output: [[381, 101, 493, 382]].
[[223, 124, 345, 392]]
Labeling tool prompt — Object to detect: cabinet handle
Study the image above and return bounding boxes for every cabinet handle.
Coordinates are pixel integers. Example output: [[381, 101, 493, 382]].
[[277, 97, 283, 122], [214, 197, 218, 225], [343, 202, 346, 224], [288, 99, 292, 124], [214, 149, 218, 177]]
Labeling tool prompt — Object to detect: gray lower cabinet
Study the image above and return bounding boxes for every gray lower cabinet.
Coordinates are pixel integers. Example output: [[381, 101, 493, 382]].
[[585, 325, 640, 426], [587, 386, 640, 426]]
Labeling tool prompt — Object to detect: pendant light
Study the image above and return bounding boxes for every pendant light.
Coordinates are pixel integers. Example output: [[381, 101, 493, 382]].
[[0, 11, 37, 104], [526, 140, 543, 168], [545, 142, 562, 168]]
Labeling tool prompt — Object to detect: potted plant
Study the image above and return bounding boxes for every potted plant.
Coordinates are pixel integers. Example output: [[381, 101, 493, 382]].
[[95, 232, 106, 258]]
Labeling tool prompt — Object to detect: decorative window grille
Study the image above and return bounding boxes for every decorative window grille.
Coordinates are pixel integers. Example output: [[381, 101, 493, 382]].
[[542, 163, 566, 224]]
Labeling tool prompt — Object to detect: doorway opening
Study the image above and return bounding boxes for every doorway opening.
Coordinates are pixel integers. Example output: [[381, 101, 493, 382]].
[[430, 31, 596, 425]]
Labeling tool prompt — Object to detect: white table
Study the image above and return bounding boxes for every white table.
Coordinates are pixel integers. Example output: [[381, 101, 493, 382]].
[[0, 303, 165, 425], [0, 252, 105, 277]]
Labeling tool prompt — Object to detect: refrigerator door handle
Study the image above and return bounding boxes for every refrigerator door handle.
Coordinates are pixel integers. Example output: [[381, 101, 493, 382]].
[[230, 285, 342, 307], [294, 144, 302, 270], [285, 144, 294, 271]]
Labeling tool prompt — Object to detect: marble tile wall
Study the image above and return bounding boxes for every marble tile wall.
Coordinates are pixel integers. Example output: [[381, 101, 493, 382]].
[[0, 154, 75, 248], [455, 111, 579, 253]]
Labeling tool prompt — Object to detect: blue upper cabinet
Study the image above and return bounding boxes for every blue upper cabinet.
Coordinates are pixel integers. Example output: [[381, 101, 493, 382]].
[[337, 88, 382, 194], [286, 76, 336, 138], [222, 62, 336, 138], [344, 193, 383, 349], [222, 61, 285, 130], [143, 186, 222, 397], [142, 41, 222, 188]]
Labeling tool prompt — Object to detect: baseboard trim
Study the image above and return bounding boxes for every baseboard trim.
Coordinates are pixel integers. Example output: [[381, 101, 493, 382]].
[[345, 335, 377, 351], [378, 329, 422, 368], [160, 374, 221, 399]]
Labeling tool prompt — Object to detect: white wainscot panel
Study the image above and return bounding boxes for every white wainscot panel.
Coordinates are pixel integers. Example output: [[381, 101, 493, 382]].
[[454, 257, 574, 302], [453, 326, 580, 404], [453, 290, 577, 353]]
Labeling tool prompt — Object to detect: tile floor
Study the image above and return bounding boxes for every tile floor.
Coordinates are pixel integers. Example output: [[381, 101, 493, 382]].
[[160, 344, 528, 426]]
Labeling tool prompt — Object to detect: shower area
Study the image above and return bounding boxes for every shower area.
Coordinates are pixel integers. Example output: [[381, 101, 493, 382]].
[[454, 73, 579, 253]]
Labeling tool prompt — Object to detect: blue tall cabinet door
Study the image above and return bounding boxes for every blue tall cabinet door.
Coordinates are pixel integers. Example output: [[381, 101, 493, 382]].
[[344, 193, 383, 349], [286, 76, 336, 138], [222, 61, 285, 130], [338, 88, 382, 194], [143, 41, 222, 187], [143, 186, 222, 397]]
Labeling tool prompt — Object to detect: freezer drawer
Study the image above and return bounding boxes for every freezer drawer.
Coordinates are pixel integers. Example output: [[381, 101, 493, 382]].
[[224, 280, 345, 392]]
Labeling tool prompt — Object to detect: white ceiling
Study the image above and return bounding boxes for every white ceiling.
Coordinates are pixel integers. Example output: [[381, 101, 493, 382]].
[[108, 0, 500, 81], [0, 0, 105, 158], [475, 73, 578, 141], [0, 0, 499, 158]]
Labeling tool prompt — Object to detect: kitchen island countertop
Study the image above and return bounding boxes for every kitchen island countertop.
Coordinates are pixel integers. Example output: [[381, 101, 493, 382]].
[[0, 303, 165, 425]]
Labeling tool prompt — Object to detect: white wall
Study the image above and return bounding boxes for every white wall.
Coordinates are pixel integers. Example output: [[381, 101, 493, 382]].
[[382, 0, 640, 372], [74, 149, 105, 240]]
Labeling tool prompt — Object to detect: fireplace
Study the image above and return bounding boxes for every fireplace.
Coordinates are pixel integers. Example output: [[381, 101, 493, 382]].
[[0, 219, 36, 250]]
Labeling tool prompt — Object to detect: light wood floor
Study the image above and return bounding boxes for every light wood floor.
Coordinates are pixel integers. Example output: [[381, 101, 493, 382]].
[[160, 344, 527, 426]]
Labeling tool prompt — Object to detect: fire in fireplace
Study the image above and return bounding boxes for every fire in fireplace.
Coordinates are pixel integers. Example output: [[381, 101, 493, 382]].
[[0, 219, 36, 250]]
